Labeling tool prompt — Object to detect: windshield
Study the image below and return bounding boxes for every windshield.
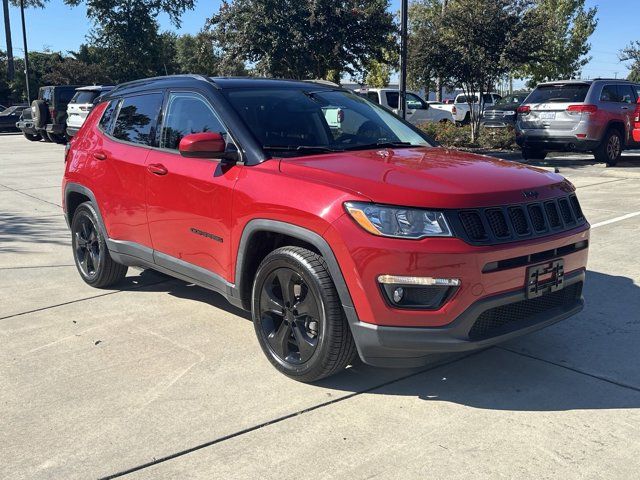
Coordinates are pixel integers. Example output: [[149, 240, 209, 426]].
[[222, 88, 431, 156], [526, 84, 590, 104]]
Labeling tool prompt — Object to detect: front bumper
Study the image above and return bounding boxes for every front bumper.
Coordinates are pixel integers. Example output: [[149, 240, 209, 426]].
[[351, 269, 585, 367]]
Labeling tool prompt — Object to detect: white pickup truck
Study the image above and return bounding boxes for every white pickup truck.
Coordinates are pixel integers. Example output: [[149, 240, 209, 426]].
[[354, 88, 454, 124], [451, 92, 502, 124]]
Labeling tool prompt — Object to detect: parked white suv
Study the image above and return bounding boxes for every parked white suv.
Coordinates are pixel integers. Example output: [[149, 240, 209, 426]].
[[451, 92, 502, 124], [66, 85, 113, 137], [355, 88, 454, 124]]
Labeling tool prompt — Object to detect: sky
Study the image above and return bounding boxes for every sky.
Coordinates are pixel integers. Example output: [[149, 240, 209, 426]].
[[2, 0, 635, 82]]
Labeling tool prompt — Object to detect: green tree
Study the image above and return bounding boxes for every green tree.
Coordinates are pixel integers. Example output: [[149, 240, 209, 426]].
[[620, 41, 640, 83], [174, 32, 247, 76], [433, 0, 546, 142], [407, 0, 444, 93], [63, 0, 196, 82], [206, 0, 395, 81], [519, 0, 597, 86]]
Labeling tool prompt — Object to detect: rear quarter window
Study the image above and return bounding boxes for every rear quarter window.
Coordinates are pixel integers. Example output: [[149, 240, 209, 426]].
[[99, 100, 119, 133]]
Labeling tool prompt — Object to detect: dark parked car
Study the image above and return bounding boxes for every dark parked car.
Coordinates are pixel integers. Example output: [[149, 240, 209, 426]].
[[0, 105, 28, 132], [481, 92, 531, 128], [17, 85, 81, 143]]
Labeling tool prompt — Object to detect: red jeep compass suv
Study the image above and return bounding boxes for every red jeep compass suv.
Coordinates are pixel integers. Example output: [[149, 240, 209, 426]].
[[63, 75, 590, 382]]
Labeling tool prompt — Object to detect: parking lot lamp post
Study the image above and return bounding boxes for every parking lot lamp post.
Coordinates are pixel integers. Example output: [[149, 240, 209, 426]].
[[20, 0, 30, 103], [398, 0, 408, 119]]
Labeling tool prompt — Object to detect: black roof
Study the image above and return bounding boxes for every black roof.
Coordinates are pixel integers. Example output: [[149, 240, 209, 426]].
[[105, 74, 342, 100]]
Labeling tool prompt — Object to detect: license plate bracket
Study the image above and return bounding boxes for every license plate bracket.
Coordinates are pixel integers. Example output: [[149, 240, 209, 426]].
[[526, 259, 564, 299]]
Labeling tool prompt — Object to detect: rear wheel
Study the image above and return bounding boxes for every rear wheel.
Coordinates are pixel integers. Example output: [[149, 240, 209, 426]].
[[23, 132, 42, 141], [594, 129, 622, 167], [71, 202, 128, 288], [252, 246, 356, 383], [521, 147, 547, 160]]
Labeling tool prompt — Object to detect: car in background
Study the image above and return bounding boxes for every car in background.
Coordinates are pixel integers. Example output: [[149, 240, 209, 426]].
[[515, 79, 640, 165], [0, 105, 28, 132], [451, 92, 502, 124], [481, 92, 531, 129], [66, 85, 114, 137], [25, 85, 81, 143], [354, 88, 454, 124]]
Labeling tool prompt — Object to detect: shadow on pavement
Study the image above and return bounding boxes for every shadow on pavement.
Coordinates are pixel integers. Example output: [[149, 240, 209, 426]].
[[0, 212, 69, 252], [146, 268, 640, 411]]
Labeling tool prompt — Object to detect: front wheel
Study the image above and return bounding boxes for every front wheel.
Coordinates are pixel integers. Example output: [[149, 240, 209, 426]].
[[71, 202, 128, 288], [47, 132, 67, 144], [252, 246, 356, 382]]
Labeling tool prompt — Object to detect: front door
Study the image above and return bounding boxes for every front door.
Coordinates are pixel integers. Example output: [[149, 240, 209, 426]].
[[145, 91, 241, 283]]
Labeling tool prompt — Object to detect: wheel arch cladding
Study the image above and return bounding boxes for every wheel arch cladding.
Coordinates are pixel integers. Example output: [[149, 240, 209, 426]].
[[64, 183, 108, 238]]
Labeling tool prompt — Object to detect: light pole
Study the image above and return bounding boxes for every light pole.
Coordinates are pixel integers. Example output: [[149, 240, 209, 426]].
[[2, 0, 15, 81], [20, 0, 30, 103], [398, 0, 408, 119]]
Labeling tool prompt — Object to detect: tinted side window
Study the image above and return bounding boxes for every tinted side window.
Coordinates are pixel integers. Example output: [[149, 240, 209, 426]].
[[600, 85, 621, 102], [56, 89, 77, 105], [112, 93, 163, 146], [160, 92, 227, 150], [99, 100, 119, 133], [406, 93, 426, 109], [385, 91, 399, 109], [617, 85, 636, 104], [367, 92, 379, 104]]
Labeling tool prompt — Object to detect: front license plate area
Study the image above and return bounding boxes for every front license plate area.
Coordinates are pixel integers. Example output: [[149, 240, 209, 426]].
[[526, 259, 564, 299]]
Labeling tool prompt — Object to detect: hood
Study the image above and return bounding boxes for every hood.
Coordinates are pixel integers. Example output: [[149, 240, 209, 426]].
[[279, 147, 572, 209]]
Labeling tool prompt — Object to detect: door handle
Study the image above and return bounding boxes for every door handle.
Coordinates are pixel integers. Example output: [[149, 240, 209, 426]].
[[93, 152, 107, 161], [147, 163, 168, 175], [622, 106, 630, 110]]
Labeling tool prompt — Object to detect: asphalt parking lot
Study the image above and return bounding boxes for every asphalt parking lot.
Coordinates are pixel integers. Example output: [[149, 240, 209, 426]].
[[1, 131, 640, 479]]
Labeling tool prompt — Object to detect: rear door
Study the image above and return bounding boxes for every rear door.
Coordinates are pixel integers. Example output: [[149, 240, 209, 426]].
[[522, 83, 591, 131], [145, 90, 241, 281], [97, 92, 163, 249], [616, 84, 638, 145]]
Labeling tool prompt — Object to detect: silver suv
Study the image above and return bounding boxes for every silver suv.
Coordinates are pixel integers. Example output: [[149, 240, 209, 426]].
[[515, 79, 640, 166]]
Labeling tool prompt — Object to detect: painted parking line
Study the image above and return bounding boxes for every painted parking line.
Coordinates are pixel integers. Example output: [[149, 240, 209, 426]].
[[591, 211, 640, 229]]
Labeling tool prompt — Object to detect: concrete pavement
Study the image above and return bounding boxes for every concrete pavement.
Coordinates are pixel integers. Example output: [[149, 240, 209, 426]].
[[1, 133, 639, 479]]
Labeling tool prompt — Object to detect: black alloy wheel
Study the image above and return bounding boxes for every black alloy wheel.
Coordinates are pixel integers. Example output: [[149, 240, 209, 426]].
[[258, 267, 320, 365], [74, 214, 101, 279], [252, 247, 357, 382], [71, 202, 128, 288]]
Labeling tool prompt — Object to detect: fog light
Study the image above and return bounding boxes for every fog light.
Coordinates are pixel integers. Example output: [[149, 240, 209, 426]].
[[393, 287, 404, 303], [378, 275, 460, 310]]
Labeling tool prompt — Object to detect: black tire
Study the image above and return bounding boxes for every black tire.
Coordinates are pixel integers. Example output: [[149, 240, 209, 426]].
[[47, 132, 67, 144], [40, 133, 52, 142], [521, 147, 547, 160], [23, 132, 42, 141], [594, 129, 622, 167], [71, 202, 128, 288], [252, 246, 357, 382], [31, 99, 48, 129]]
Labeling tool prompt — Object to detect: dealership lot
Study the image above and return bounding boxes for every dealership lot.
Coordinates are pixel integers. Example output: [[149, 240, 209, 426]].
[[1, 133, 639, 479]]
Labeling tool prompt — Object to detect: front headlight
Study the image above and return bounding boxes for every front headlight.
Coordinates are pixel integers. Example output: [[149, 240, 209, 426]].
[[344, 202, 452, 239]]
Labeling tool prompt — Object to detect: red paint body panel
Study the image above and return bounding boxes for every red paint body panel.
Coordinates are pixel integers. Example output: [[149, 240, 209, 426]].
[[145, 149, 239, 276]]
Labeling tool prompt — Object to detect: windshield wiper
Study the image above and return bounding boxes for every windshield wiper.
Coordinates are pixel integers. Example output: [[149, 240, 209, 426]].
[[263, 145, 344, 153], [342, 141, 418, 151]]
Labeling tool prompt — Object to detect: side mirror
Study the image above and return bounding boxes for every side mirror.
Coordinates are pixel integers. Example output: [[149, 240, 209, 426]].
[[178, 132, 237, 162]]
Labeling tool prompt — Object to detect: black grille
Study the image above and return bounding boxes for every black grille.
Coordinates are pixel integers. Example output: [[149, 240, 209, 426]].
[[486, 209, 510, 238], [558, 198, 574, 224], [570, 196, 584, 220], [459, 211, 487, 240], [528, 204, 546, 232], [545, 201, 562, 228], [468, 282, 582, 340], [509, 207, 530, 235], [452, 195, 586, 246]]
